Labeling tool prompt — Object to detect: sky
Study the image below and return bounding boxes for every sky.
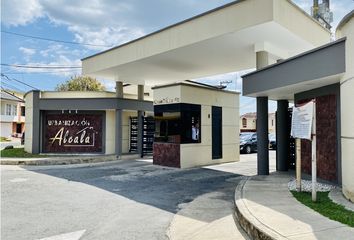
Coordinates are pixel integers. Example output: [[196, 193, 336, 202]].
[[1, 0, 353, 114]]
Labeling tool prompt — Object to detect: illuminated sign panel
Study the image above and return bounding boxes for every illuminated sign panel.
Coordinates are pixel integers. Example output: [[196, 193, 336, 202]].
[[43, 113, 103, 153]]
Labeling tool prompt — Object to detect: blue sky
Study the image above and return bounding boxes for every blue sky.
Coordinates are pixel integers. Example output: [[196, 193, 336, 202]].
[[1, 0, 353, 114]]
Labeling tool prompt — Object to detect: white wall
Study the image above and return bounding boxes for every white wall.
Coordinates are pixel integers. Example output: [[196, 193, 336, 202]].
[[0, 122, 12, 138], [337, 15, 354, 202]]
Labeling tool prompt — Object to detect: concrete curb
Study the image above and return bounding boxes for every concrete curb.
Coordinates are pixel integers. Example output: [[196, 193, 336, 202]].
[[234, 177, 283, 240], [329, 188, 354, 212], [0, 154, 141, 166]]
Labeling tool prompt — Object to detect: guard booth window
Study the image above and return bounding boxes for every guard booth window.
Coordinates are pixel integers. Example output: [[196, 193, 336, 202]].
[[154, 103, 201, 144]]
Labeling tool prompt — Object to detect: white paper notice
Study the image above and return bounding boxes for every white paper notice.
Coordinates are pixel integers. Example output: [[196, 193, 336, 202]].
[[291, 101, 314, 140]]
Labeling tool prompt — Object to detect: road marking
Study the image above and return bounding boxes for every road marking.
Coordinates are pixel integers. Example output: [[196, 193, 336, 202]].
[[37, 230, 86, 240], [9, 178, 28, 183]]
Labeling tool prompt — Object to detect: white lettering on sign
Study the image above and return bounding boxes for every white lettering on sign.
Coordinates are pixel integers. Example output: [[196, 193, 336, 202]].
[[291, 101, 314, 140], [47, 118, 90, 127], [49, 126, 95, 147], [153, 97, 180, 105]]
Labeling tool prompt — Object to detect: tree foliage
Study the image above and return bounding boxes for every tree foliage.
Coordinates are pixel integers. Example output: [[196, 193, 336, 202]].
[[55, 75, 106, 91]]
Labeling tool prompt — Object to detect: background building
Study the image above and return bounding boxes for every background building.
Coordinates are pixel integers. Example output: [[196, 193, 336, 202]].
[[0, 90, 25, 138], [240, 112, 276, 133]]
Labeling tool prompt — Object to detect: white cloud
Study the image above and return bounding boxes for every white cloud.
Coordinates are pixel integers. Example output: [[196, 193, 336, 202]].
[[19, 47, 36, 61], [38, 0, 143, 50], [10, 55, 81, 77], [2, 0, 43, 26], [19, 47, 36, 56], [68, 25, 145, 51], [99, 79, 116, 91]]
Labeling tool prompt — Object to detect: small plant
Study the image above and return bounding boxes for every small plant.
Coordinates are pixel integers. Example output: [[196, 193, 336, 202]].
[[0, 148, 46, 158]]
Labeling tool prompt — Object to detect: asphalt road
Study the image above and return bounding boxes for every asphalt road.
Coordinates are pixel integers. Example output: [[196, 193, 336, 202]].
[[1, 152, 276, 240]]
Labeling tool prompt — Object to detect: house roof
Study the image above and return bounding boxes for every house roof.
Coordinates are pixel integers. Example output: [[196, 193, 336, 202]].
[[0, 90, 24, 102]]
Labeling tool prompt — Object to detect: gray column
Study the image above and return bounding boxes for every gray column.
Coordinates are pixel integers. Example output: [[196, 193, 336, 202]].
[[115, 81, 123, 156], [31, 90, 41, 154], [256, 51, 269, 69], [257, 97, 269, 175], [116, 81, 123, 98], [137, 85, 144, 157], [256, 51, 269, 175], [276, 100, 289, 171]]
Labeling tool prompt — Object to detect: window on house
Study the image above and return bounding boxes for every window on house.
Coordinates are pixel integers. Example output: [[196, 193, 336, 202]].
[[5, 104, 11, 115], [12, 105, 17, 116], [242, 118, 247, 128], [271, 119, 274, 126], [21, 106, 25, 116]]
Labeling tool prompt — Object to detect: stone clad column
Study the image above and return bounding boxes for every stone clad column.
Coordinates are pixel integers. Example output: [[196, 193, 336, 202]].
[[115, 81, 123, 156], [137, 85, 144, 157], [276, 100, 289, 171], [256, 51, 269, 175]]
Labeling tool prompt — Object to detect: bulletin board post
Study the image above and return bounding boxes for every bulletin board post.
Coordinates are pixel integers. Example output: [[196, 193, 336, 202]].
[[291, 100, 316, 202]]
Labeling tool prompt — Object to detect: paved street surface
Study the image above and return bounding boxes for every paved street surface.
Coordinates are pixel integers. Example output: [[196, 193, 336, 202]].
[[1, 152, 275, 240]]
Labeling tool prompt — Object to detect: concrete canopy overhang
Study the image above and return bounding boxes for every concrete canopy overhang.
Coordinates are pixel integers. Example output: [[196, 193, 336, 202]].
[[82, 0, 330, 86], [242, 38, 346, 101]]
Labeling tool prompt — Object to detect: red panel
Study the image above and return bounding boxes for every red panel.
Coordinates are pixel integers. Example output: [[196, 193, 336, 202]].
[[298, 95, 337, 182], [153, 142, 180, 168]]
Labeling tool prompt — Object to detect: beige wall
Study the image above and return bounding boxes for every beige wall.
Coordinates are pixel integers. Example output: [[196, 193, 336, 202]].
[[24, 92, 34, 153], [337, 15, 354, 202], [180, 102, 239, 168], [105, 110, 116, 154]]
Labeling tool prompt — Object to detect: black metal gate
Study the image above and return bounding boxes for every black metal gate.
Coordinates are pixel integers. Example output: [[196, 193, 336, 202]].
[[129, 116, 155, 157], [142, 116, 155, 157]]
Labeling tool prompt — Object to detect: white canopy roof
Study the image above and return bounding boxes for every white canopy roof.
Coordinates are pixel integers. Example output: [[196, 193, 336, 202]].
[[82, 0, 330, 86]]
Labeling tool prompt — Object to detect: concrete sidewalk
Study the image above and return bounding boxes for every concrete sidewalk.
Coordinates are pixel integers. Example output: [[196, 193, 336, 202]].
[[0, 154, 140, 165], [234, 173, 354, 240]]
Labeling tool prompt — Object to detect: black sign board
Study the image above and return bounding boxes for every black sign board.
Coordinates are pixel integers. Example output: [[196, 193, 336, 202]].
[[43, 113, 103, 153]]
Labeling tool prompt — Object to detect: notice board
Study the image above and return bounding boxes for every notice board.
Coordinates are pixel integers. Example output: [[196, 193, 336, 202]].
[[43, 113, 103, 153]]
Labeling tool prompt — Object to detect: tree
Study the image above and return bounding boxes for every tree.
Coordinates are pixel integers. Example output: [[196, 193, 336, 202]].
[[55, 75, 106, 91]]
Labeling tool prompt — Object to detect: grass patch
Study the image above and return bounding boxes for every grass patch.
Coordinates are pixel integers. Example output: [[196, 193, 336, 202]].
[[291, 191, 354, 227], [0, 137, 10, 142], [0, 148, 46, 158]]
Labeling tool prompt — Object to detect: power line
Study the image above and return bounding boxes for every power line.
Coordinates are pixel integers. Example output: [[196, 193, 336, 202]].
[[1, 30, 113, 48], [1, 63, 82, 69], [1, 69, 80, 74], [0, 81, 25, 92], [1, 73, 39, 90]]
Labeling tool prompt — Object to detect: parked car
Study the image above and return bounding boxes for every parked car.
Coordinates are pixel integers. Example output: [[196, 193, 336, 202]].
[[239, 132, 257, 154], [269, 133, 276, 150]]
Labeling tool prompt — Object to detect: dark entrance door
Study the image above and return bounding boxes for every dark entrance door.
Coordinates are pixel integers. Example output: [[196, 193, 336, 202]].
[[212, 106, 222, 159], [16, 123, 22, 133]]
